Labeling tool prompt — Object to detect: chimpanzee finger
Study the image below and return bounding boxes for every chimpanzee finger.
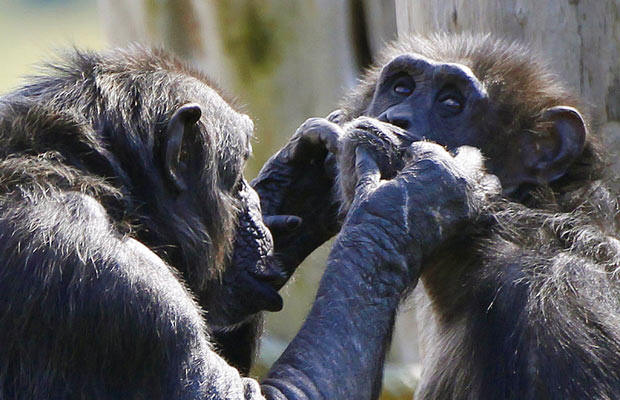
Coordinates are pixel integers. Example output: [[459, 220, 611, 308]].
[[355, 147, 381, 197], [317, 127, 340, 155], [237, 273, 283, 312], [263, 215, 302, 233], [400, 141, 452, 170], [326, 109, 345, 125], [292, 118, 342, 156], [299, 125, 340, 156]]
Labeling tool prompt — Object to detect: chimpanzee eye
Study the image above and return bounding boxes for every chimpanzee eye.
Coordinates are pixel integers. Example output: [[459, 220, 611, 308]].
[[440, 97, 461, 109], [394, 84, 412, 95], [392, 75, 414, 96], [436, 85, 464, 115]]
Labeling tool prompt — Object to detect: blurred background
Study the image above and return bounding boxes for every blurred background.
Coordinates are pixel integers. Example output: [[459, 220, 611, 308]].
[[1, 0, 618, 398]]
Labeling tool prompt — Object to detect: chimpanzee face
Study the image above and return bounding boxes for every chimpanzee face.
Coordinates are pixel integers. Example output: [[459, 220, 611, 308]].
[[363, 53, 586, 195], [365, 54, 491, 152], [157, 82, 281, 327]]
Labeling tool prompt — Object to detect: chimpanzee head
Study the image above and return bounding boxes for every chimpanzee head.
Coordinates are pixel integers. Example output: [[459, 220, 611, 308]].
[[12, 46, 282, 327], [339, 34, 603, 199]]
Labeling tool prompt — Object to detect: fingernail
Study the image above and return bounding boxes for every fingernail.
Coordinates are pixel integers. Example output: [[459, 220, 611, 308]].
[[287, 216, 302, 229]]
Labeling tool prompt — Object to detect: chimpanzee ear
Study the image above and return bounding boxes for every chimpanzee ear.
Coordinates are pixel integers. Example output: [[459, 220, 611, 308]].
[[164, 103, 202, 192], [519, 106, 586, 185]]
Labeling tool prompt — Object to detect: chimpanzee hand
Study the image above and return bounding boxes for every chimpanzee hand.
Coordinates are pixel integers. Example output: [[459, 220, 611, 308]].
[[337, 116, 417, 214], [251, 110, 344, 279], [337, 141, 501, 287]]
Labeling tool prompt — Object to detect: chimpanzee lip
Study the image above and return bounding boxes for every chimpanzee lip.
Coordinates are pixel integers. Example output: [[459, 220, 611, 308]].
[[244, 271, 284, 312], [249, 255, 287, 287]]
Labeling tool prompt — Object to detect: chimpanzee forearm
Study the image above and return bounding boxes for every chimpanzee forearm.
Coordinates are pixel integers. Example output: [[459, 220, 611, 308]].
[[260, 225, 415, 400]]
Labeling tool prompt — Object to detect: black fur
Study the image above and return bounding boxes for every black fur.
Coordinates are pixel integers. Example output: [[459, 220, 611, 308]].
[[336, 33, 620, 399], [0, 46, 424, 400], [0, 46, 272, 396]]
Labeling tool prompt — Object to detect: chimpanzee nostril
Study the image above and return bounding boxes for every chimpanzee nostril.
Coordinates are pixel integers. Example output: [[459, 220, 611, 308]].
[[389, 117, 410, 130], [378, 109, 411, 130]]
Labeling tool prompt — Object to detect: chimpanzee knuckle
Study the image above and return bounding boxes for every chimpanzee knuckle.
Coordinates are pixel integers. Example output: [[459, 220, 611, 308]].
[[350, 183, 401, 219], [397, 168, 471, 219], [344, 118, 399, 147], [298, 117, 326, 132], [297, 118, 342, 148], [320, 127, 343, 154], [404, 145, 456, 176], [347, 116, 380, 130], [407, 156, 457, 184], [347, 200, 408, 245], [326, 109, 345, 124], [293, 118, 322, 141]]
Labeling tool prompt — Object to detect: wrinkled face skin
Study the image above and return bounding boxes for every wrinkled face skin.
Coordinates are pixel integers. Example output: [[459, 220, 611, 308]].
[[164, 82, 282, 328], [366, 54, 492, 156], [222, 177, 285, 324], [198, 98, 282, 328]]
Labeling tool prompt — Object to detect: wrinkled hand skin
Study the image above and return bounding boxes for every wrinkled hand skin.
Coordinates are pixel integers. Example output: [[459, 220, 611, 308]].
[[251, 110, 344, 279], [339, 140, 501, 281], [261, 137, 500, 400], [338, 117, 417, 213]]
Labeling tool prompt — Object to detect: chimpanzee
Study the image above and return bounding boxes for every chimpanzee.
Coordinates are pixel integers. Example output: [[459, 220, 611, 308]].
[[0, 46, 498, 399], [302, 33, 620, 399]]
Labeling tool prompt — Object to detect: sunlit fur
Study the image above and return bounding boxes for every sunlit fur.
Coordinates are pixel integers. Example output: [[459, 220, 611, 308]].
[[0, 47, 266, 395], [1, 46, 249, 286], [338, 33, 620, 399]]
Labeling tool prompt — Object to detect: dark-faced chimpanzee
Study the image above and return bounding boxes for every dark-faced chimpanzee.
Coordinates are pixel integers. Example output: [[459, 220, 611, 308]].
[[0, 46, 499, 399], [301, 34, 620, 399]]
